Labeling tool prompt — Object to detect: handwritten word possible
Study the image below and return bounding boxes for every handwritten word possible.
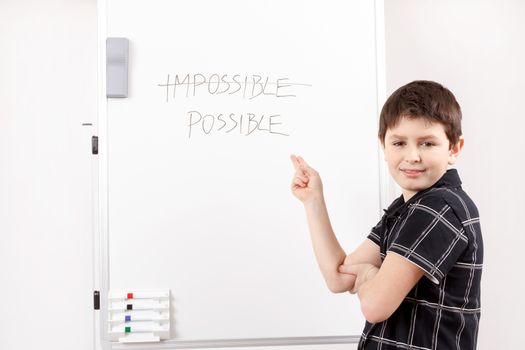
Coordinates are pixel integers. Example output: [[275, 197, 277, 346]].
[[188, 111, 288, 138], [158, 74, 310, 101], [158, 73, 310, 138]]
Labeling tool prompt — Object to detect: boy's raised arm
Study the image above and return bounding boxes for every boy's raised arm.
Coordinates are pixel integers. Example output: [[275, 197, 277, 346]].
[[290, 155, 357, 293]]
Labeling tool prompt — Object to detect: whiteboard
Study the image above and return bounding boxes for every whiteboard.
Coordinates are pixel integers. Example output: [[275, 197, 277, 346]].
[[98, 0, 387, 347]]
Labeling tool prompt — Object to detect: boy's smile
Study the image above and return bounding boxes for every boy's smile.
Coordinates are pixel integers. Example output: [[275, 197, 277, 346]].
[[382, 116, 464, 201]]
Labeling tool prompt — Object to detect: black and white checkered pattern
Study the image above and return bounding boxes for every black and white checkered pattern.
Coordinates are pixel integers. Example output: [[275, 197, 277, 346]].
[[361, 169, 483, 350]]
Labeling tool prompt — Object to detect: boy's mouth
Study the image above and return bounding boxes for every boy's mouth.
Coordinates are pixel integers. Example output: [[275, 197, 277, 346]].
[[400, 169, 426, 177]]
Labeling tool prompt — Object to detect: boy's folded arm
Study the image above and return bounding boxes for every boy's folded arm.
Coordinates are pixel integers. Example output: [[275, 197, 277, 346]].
[[355, 252, 425, 323], [345, 239, 382, 268], [325, 241, 382, 293], [303, 196, 384, 293]]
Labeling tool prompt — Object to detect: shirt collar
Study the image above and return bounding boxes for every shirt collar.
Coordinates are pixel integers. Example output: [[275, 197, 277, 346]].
[[434, 168, 462, 189], [383, 169, 462, 217]]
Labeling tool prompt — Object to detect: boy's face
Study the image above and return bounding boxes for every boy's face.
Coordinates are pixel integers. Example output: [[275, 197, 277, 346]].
[[382, 116, 464, 201]]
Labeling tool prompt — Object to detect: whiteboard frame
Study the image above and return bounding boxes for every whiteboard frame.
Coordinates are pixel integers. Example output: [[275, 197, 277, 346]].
[[95, 0, 393, 348]]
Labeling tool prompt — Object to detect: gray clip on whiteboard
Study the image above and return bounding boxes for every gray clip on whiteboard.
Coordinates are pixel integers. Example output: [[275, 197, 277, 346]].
[[106, 37, 129, 98]]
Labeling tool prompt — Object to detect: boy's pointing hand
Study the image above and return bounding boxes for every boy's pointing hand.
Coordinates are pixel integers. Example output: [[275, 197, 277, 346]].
[[290, 154, 324, 204]]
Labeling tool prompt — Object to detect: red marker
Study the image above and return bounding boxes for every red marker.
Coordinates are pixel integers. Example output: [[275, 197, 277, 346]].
[[127, 292, 133, 299]]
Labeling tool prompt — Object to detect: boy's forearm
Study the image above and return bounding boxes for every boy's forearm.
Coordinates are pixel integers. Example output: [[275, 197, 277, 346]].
[[355, 270, 390, 323], [303, 196, 347, 291]]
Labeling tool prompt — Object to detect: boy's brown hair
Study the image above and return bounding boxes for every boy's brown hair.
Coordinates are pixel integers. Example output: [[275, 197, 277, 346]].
[[378, 80, 462, 149]]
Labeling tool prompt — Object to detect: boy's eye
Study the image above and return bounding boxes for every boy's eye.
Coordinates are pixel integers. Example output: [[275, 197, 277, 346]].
[[391, 141, 435, 147]]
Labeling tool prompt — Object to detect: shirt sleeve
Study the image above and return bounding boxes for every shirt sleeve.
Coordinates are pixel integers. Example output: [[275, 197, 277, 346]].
[[367, 217, 383, 246], [386, 194, 468, 284]]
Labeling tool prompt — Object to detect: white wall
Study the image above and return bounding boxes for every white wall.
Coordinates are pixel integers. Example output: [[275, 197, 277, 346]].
[[384, 0, 525, 349], [0, 0, 97, 349]]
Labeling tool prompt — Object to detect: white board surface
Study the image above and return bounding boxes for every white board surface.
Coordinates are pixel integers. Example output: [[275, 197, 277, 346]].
[[99, 0, 385, 346]]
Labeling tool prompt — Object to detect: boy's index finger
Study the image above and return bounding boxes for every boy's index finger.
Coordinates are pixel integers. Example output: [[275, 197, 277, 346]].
[[290, 154, 303, 172], [297, 156, 312, 172], [291, 154, 312, 176]]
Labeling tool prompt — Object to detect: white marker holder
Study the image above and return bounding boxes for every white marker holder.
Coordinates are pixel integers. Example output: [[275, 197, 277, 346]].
[[108, 289, 170, 343]]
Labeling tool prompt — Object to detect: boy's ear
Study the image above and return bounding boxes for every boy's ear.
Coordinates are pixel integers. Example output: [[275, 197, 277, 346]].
[[448, 136, 465, 165]]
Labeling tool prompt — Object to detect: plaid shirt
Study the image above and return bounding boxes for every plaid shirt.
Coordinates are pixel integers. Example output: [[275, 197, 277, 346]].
[[360, 169, 483, 350]]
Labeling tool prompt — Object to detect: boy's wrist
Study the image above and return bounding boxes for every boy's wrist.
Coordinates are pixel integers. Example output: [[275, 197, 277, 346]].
[[302, 193, 325, 208]]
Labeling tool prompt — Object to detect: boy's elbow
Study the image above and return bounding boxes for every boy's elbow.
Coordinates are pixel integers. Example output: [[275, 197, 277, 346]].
[[327, 281, 347, 294], [325, 276, 350, 294], [360, 296, 392, 324]]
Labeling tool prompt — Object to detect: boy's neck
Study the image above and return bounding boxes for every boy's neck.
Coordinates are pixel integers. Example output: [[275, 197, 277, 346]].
[[402, 191, 417, 202]]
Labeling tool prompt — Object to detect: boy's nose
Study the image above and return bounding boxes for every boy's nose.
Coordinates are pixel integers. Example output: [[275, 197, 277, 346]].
[[405, 147, 421, 163]]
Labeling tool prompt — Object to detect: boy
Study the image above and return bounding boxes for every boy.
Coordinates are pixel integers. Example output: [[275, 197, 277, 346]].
[[290, 80, 483, 349]]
